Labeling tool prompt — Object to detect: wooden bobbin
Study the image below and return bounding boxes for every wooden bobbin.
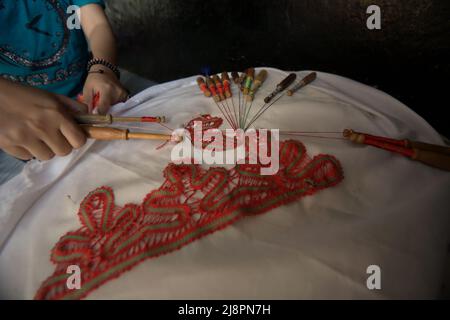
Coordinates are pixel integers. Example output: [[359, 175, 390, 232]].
[[247, 68, 255, 79], [243, 68, 255, 95], [237, 71, 247, 90], [221, 72, 232, 98], [138, 116, 166, 123], [344, 129, 450, 171], [75, 114, 166, 125], [264, 73, 297, 103], [287, 72, 317, 96], [212, 75, 226, 101], [231, 71, 240, 84], [407, 140, 450, 155], [221, 72, 231, 82], [343, 129, 365, 144], [247, 70, 268, 102], [206, 77, 221, 102], [411, 149, 450, 171], [197, 77, 212, 97], [82, 125, 174, 141]]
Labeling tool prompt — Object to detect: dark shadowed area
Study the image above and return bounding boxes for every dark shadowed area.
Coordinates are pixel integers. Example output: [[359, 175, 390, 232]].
[[105, 0, 450, 136]]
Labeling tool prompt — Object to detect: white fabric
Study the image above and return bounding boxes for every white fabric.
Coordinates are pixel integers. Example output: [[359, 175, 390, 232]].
[[0, 68, 449, 299]]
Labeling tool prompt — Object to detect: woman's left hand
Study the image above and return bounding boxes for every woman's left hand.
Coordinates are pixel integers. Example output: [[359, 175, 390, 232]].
[[82, 66, 129, 114]]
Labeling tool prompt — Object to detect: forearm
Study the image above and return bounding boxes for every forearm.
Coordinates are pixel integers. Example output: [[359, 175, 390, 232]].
[[80, 4, 117, 64], [86, 23, 117, 64], [79, 4, 127, 113]]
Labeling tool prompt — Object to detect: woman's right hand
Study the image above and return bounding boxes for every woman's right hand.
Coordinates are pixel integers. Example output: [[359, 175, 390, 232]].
[[0, 79, 88, 161]]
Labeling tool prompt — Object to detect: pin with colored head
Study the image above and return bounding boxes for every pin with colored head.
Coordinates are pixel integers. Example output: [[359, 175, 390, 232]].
[[212, 75, 226, 101], [197, 77, 212, 97], [287, 72, 317, 96], [247, 70, 268, 102], [221, 72, 232, 98]]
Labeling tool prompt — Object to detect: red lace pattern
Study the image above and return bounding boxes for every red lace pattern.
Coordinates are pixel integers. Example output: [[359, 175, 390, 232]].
[[185, 114, 224, 149], [35, 139, 343, 300]]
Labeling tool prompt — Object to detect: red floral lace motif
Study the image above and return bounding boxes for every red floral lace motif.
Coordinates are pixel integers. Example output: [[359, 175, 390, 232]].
[[35, 140, 344, 300], [185, 114, 224, 149]]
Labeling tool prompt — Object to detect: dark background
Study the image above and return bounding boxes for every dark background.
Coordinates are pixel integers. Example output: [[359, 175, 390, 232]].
[[104, 0, 450, 136]]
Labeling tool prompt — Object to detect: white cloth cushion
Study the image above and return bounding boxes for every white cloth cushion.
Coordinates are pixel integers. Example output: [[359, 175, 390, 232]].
[[0, 68, 449, 299]]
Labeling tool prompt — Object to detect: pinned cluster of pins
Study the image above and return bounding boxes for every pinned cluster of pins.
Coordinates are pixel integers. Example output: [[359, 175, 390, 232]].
[[197, 69, 317, 131], [197, 73, 238, 130]]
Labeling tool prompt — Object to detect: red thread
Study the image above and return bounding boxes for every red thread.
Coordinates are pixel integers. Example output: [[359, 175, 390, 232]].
[[223, 80, 231, 94], [215, 82, 224, 96], [76, 92, 100, 109], [185, 114, 224, 149], [93, 92, 100, 109], [208, 84, 218, 97], [141, 117, 160, 123], [199, 83, 209, 94], [362, 133, 407, 148], [363, 136, 414, 158]]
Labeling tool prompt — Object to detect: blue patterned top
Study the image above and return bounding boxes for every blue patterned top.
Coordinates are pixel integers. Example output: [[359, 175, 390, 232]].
[[0, 0, 105, 98]]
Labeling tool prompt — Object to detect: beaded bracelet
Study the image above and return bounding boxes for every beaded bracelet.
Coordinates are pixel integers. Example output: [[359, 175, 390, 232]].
[[88, 69, 105, 75], [87, 58, 120, 79]]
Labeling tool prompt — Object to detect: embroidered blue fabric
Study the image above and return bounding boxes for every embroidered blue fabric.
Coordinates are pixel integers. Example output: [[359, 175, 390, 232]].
[[0, 0, 104, 98]]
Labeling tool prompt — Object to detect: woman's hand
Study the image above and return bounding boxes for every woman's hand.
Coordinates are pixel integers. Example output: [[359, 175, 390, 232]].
[[82, 66, 129, 115], [0, 79, 87, 161], [79, 4, 127, 114]]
